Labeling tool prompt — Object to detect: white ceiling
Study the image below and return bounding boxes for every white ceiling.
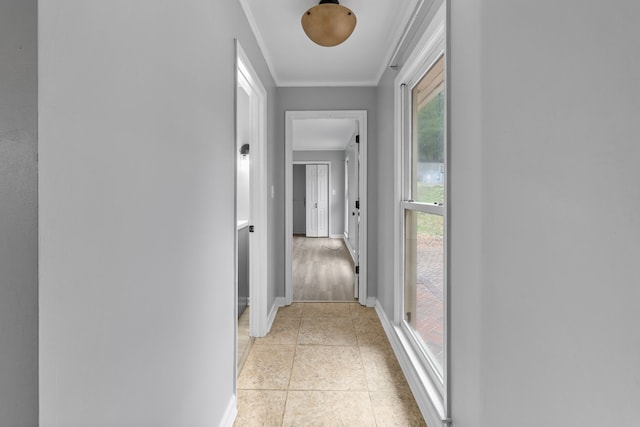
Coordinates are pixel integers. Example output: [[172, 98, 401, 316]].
[[293, 119, 356, 151], [239, 0, 420, 87]]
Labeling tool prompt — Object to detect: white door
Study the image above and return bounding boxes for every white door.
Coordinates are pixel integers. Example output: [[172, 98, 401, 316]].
[[346, 137, 360, 297], [305, 165, 318, 237], [316, 165, 329, 237], [353, 140, 360, 297], [305, 164, 329, 238]]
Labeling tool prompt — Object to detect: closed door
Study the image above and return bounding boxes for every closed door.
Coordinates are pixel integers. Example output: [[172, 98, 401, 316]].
[[346, 138, 360, 298], [305, 164, 329, 237]]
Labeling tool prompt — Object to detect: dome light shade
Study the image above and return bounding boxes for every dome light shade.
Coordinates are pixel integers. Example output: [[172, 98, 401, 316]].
[[301, 0, 357, 47]]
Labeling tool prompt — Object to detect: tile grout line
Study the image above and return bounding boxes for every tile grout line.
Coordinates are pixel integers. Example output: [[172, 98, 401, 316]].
[[238, 303, 424, 426], [352, 306, 380, 426], [281, 303, 304, 426]]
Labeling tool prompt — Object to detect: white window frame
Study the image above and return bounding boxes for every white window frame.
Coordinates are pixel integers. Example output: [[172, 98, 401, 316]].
[[400, 52, 447, 391], [393, 2, 449, 423]]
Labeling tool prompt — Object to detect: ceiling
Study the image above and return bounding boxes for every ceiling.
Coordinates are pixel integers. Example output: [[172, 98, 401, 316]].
[[239, 0, 420, 87], [293, 119, 356, 151]]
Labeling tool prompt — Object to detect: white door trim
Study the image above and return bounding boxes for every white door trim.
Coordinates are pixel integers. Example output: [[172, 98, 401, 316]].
[[236, 41, 268, 340], [285, 110, 368, 305]]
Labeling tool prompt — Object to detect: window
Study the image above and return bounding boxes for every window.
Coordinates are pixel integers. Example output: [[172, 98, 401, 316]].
[[403, 54, 446, 380], [394, 4, 447, 420]]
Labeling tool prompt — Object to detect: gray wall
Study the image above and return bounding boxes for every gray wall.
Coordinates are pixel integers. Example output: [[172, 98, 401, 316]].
[[374, 70, 397, 317], [376, 0, 640, 425], [0, 0, 38, 425], [293, 150, 346, 237], [38, 1, 276, 425], [278, 87, 377, 298], [292, 164, 306, 234]]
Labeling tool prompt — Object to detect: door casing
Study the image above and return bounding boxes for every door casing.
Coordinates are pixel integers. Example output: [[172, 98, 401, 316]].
[[284, 110, 368, 306], [235, 41, 269, 345]]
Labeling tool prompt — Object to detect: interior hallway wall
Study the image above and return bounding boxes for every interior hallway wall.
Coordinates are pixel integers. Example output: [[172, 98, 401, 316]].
[[38, 1, 276, 425], [375, 0, 640, 425], [293, 150, 346, 237], [277, 87, 377, 298], [292, 164, 306, 234], [0, 0, 38, 424], [374, 70, 398, 318]]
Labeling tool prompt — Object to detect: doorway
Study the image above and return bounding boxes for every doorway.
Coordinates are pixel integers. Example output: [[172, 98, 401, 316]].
[[235, 41, 268, 383], [293, 162, 330, 238], [284, 110, 368, 306], [292, 159, 354, 301]]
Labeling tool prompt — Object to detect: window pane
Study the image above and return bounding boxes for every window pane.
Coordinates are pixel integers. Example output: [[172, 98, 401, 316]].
[[412, 55, 445, 205], [404, 210, 444, 376]]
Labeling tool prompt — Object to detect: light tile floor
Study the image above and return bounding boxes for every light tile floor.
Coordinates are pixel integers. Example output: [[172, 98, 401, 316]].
[[235, 302, 427, 426]]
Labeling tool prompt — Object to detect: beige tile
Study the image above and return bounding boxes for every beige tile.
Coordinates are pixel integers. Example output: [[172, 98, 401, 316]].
[[289, 345, 367, 391], [302, 302, 351, 318], [349, 303, 378, 319], [234, 389, 287, 427], [277, 303, 304, 317], [298, 317, 357, 346], [352, 316, 391, 348], [238, 345, 295, 390], [236, 300, 423, 427], [360, 345, 409, 392], [370, 389, 427, 427], [255, 316, 301, 346], [283, 391, 376, 427]]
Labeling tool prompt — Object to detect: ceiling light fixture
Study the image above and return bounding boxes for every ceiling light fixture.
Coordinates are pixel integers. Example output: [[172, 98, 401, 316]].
[[301, 0, 357, 47]]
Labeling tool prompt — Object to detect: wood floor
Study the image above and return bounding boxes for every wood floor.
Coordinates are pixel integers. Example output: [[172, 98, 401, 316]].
[[292, 236, 356, 301]]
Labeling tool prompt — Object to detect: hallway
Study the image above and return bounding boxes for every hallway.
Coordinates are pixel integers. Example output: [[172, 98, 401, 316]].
[[235, 302, 426, 426], [292, 237, 355, 301]]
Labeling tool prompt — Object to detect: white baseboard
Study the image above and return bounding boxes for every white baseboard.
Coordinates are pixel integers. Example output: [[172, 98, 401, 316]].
[[330, 233, 344, 239], [366, 296, 377, 308], [343, 235, 358, 264], [374, 300, 446, 427], [267, 297, 286, 331], [218, 394, 237, 427]]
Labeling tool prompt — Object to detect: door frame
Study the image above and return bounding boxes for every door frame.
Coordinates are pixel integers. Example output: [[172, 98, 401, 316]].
[[284, 110, 368, 306], [235, 41, 268, 339], [343, 137, 359, 263]]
